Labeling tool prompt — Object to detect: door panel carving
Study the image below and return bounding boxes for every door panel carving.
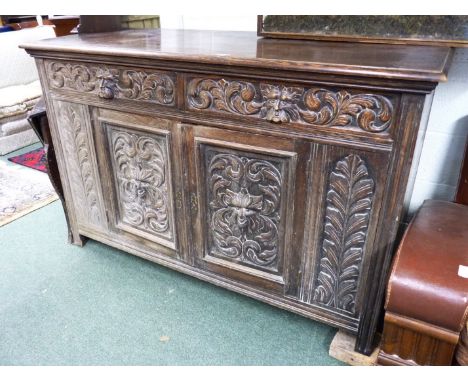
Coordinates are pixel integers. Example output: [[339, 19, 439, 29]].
[[106, 124, 176, 249], [189, 125, 303, 289], [207, 151, 283, 270]]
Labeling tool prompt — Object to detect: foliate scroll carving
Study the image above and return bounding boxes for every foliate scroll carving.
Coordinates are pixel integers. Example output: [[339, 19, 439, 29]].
[[50, 63, 97, 92], [56, 102, 104, 227], [187, 78, 393, 132], [188, 79, 264, 116], [312, 154, 374, 315], [207, 151, 283, 269], [48, 61, 175, 105], [110, 129, 174, 241]]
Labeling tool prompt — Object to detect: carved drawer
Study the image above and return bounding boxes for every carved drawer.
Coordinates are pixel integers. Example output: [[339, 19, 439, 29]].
[[186, 76, 397, 138], [45, 60, 176, 107]]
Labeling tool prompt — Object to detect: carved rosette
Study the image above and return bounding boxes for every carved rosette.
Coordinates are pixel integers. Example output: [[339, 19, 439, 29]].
[[110, 129, 173, 241], [207, 151, 283, 269], [56, 102, 103, 227], [187, 78, 393, 132], [47, 61, 175, 105], [312, 154, 375, 315]]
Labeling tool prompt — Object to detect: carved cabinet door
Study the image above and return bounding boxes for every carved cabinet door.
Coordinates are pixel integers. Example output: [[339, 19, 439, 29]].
[[184, 124, 310, 293], [91, 108, 188, 260]]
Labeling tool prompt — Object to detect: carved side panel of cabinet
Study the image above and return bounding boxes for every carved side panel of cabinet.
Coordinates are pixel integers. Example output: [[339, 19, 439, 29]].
[[298, 144, 390, 327], [92, 108, 188, 259], [52, 100, 107, 232], [185, 123, 310, 293]]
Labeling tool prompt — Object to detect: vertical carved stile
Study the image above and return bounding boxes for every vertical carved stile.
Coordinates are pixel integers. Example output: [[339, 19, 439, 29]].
[[312, 154, 374, 315], [56, 101, 104, 227]]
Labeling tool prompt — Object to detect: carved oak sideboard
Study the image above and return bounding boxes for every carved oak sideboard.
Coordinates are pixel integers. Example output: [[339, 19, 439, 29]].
[[21, 29, 453, 355]]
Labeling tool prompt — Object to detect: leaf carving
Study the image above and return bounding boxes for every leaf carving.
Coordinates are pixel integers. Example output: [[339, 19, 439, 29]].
[[313, 154, 374, 315], [56, 102, 103, 226]]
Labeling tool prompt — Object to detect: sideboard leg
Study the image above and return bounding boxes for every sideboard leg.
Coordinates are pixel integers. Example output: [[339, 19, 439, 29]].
[[28, 99, 87, 247], [329, 330, 380, 365], [354, 331, 379, 356], [355, 313, 382, 355], [43, 142, 86, 247]]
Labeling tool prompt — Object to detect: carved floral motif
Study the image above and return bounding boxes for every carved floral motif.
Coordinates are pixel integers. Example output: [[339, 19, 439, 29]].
[[313, 154, 374, 315], [187, 78, 393, 132], [48, 61, 175, 105], [207, 152, 283, 268], [110, 129, 173, 240]]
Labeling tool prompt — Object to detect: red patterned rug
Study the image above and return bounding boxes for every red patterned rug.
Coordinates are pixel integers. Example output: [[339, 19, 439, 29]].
[[8, 147, 47, 173]]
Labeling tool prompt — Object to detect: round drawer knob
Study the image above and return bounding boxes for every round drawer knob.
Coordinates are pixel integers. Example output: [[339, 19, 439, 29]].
[[99, 86, 115, 100]]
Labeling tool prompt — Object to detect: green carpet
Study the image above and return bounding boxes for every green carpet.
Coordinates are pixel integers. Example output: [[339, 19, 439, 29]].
[[0, 166, 342, 365]]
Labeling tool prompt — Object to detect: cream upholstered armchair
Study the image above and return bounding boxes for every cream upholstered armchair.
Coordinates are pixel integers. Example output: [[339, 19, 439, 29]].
[[0, 25, 56, 155]]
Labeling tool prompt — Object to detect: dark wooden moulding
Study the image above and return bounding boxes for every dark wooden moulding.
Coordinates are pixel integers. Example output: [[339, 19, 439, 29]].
[[21, 29, 453, 355]]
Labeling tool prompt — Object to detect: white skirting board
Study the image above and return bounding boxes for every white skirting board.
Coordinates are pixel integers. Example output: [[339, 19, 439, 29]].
[[0, 129, 39, 155]]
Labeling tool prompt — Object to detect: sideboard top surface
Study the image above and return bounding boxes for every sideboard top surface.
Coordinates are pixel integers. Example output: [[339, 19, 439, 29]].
[[21, 29, 453, 83]]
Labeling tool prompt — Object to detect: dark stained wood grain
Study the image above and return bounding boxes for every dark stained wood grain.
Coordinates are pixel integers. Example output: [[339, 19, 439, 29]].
[[77, 15, 122, 34], [378, 313, 459, 365], [21, 29, 453, 83]]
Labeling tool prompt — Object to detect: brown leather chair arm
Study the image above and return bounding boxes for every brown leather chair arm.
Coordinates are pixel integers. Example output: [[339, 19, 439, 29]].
[[385, 200, 468, 333]]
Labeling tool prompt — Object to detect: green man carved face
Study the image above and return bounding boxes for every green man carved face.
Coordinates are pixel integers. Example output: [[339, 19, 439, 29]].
[[260, 84, 303, 123]]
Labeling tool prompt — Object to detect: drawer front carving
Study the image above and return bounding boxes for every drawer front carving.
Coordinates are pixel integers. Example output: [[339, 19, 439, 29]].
[[312, 154, 374, 315], [207, 150, 283, 271], [106, 123, 176, 249], [54, 100, 106, 231], [47, 60, 175, 105], [187, 77, 394, 133]]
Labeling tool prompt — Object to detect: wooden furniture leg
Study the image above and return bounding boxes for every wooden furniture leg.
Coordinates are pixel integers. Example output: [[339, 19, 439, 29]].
[[28, 98, 86, 246]]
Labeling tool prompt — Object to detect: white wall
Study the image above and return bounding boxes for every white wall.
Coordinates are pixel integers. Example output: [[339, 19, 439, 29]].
[[161, 16, 257, 31], [407, 49, 468, 215], [160, 16, 468, 215]]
